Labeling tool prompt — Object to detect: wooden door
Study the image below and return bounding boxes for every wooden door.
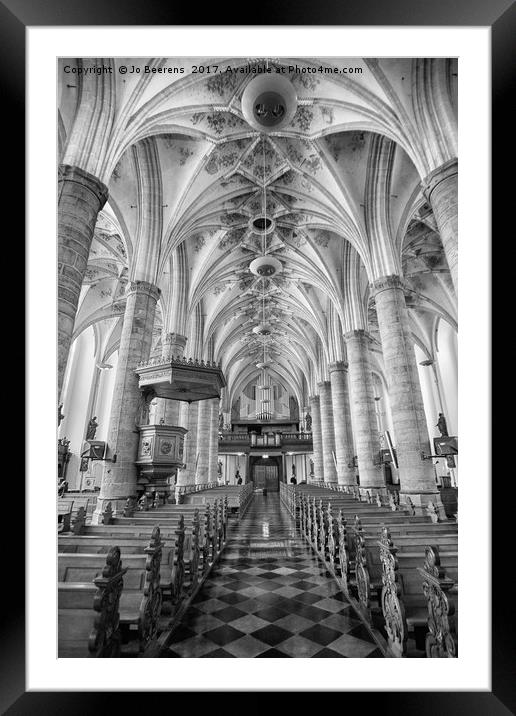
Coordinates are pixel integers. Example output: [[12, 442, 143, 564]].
[[253, 465, 279, 491]]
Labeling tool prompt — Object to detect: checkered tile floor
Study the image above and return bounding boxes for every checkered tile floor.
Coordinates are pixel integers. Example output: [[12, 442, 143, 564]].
[[160, 493, 383, 658]]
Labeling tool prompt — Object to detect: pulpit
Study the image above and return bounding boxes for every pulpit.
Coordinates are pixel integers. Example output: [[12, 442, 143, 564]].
[[135, 424, 187, 498]]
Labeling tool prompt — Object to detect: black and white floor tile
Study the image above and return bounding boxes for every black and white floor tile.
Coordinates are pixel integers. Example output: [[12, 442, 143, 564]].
[[160, 494, 383, 658]]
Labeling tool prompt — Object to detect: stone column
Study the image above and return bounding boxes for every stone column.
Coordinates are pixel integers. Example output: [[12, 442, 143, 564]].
[[149, 333, 187, 426], [344, 330, 385, 495], [92, 281, 160, 521], [329, 361, 356, 486], [422, 158, 458, 295], [58, 165, 108, 398], [176, 401, 199, 499], [195, 399, 211, 484], [309, 394, 323, 483], [371, 275, 444, 515], [208, 398, 220, 484], [317, 381, 338, 484]]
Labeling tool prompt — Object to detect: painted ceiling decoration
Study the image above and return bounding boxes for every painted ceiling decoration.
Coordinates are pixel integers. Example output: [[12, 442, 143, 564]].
[[61, 57, 457, 411]]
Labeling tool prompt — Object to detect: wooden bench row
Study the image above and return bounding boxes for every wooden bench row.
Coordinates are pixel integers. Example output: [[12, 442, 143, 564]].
[[280, 483, 458, 658], [58, 525, 166, 657], [58, 500, 229, 657], [181, 483, 254, 518], [58, 498, 92, 534]]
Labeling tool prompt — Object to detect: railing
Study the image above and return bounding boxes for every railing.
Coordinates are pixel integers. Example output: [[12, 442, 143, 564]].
[[136, 356, 222, 370], [218, 431, 313, 448], [282, 432, 312, 441], [218, 433, 250, 442]]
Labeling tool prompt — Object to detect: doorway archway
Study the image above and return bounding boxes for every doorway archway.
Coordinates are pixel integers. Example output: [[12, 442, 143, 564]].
[[250, 456, 281, 492]]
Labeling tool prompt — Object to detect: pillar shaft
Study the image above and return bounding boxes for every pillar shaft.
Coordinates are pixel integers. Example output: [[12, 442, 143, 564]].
[[345, 330, 384, 490], [317, 381, 337, 483], [177, 401, 199, 487], [329, 362, 356, 486], [58, 165, 108, 397], [422, 158, 458, 294], [309, 395, 323, 482], [372, 275, 440, 506], [94, 281, 160, 518], [207, 398, 220, 483], [195, 400, 211, 483]]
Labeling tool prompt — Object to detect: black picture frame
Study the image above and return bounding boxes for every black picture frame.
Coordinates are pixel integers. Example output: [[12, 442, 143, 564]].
[[10, 0, 509, 711]]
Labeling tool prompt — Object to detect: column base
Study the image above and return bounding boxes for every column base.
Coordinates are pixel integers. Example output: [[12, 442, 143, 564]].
[[358, 486, 390, 505], [337, 479, 358, 488], [91, 496, 134, 524], [399, 492, 448, 521]]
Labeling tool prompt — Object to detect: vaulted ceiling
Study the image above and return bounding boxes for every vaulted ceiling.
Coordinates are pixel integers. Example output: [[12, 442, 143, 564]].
[[60, 57, 457, 411]]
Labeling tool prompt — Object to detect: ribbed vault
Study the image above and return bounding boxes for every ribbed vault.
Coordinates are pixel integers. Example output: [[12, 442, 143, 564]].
[[61, 57, 457, 411]]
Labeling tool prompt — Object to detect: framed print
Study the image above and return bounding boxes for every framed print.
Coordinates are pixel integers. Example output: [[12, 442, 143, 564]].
[[8, 0, 509, 711]]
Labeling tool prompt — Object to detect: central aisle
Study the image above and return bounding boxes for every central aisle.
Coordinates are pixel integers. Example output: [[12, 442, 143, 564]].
[[160, 493, 383, 657]]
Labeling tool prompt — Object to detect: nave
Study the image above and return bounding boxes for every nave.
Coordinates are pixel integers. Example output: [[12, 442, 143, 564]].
[[56, 57, 459, 661], [160, 494, 382, 658]]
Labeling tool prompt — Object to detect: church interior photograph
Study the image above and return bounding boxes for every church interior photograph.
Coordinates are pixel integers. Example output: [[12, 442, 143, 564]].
[[57, 56, 458, 659]]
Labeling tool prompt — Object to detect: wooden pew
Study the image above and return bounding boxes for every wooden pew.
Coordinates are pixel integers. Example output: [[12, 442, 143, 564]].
[[114, 500, 222, 567], [85, 500, 223, 591], [57, 497, 90, 534], [377, 527, 458, 657], [78, 517, 190, 603], [127, 498, 224, 556], [58, 501, 72, 533], [329, 511, 457, 607], [59, 527, 166, 656], [159, 499, 227, 552], [59, 545, 126, 657], [183, 485, 251, 521], [293, 485, 459, 658]]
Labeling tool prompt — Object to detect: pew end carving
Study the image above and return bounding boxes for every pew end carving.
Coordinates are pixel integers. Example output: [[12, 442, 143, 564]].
[[71, 506, 87, 535], [138, 525, 164, 652], [123, 496, 138, 518], [417, 545, 457, 658], [353, 517, 373, 616], [378, 527, 407, 658], [88, 546, 127, 657], [102, 502, 113, 525]]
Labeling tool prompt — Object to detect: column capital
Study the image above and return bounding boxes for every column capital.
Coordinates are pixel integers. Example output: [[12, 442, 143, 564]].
[[316, 380, 331, 391], [329, 360, 349, 373], [421, 157, 458, 200], [370, 274, 405, 297], [58, 164, 109, 207], [162, 331, 187, 346], [309, 394, 320, 404], [344, 328, 375, 343], [126, 280, 161, 302]]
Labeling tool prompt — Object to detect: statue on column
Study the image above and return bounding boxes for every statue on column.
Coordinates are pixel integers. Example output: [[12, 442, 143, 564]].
[[305, 411, 312, 432], [218, 412, 224, 431], [86, 416, 98, 440], [436, 413, 449, 437], [58, 404, 65, 426]]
